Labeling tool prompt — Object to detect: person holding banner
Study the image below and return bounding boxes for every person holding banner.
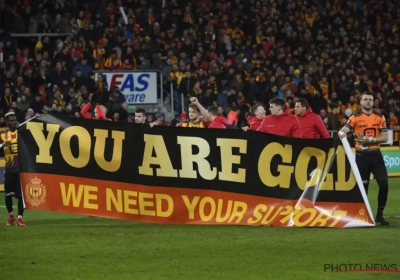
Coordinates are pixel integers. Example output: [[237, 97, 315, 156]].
[[0, 112, 25, 226], [133, 108, 165, 128], [242, 104, 266, 132], [134, 109, 147, 124], [176, 103, 209, 128], [257, 97, 303, 138], [294, 98, 330, 139], [338, 92, 390, 226], [188, 97, 228, 128]]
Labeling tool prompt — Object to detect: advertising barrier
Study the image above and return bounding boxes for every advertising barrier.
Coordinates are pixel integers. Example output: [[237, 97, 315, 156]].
[[17, 115, 376, 228], [381, 147, 400, 177], [94, 71, 159, 104]]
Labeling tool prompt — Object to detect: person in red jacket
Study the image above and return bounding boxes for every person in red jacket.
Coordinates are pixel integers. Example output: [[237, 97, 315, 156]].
[[257, 97, 303, 138], [80, 92, 109, 120], [207, 106, 229, 128], [189, 97, 227, 129], [242, 104, 266, 131], [294, 98, 330, 139]]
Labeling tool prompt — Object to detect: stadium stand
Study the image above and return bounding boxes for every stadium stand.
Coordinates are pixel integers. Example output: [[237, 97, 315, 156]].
[[0, 0, 400, 141]]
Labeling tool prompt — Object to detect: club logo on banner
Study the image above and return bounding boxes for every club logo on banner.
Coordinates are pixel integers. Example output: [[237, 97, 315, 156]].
[[17, 115, 375, 228], [25, 177, 47, 207], [354, 208, 369, 223]]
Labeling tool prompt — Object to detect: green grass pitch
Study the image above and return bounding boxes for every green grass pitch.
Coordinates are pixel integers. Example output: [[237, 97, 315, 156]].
[[1, 178, 399, 280]]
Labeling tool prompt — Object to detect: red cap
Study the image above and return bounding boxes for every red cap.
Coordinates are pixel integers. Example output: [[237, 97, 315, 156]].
[[180, 112, 187, 119]]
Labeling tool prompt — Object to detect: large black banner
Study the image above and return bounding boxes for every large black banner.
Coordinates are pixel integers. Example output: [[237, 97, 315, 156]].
[[17, 114, 361, 202], [18, 115, 375, 228]]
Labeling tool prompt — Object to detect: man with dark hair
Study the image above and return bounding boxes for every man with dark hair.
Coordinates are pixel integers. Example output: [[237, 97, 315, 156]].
[[257, 97, 303, 137], [207, 106, 218, 116], [0, 112, 25, 226], [135, 108, 147, 124], [188, 97, 227, 128], [338, 92, 390, 226], [205, 106, 228, 128], [294, 98, 330, 139], [243, 104, 266, 131]]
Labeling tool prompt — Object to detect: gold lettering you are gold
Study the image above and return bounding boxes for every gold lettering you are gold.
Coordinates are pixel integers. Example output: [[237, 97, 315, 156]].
[[26, 122, 125, 172], [26, 123, 355, 190], [138, 135, 355, 191]]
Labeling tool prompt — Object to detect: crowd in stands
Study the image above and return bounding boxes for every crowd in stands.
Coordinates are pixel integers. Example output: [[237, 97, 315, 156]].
[[1, 0, 400, 136]]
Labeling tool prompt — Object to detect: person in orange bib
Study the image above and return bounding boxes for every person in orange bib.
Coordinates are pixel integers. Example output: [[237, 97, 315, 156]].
[[338, 92, 389, 226]]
